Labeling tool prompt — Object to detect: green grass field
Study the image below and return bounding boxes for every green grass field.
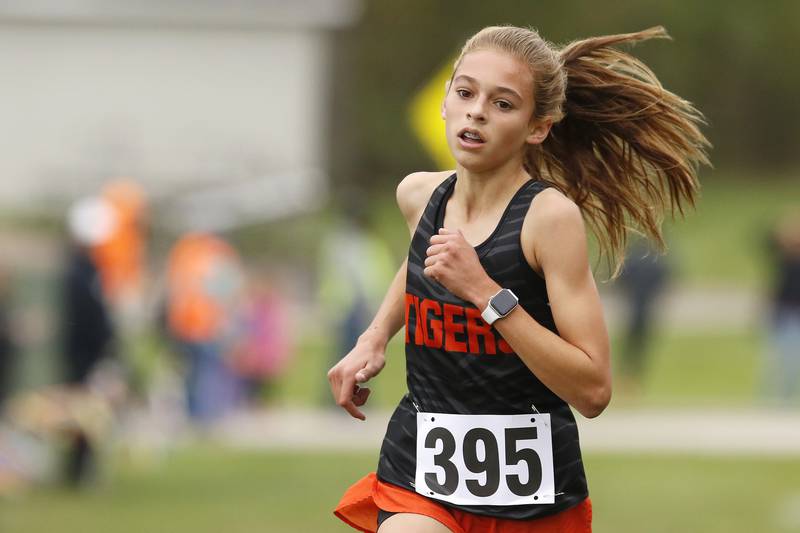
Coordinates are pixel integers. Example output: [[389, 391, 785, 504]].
[[661, 173, 799, 288], [3, 447, 799, 533]]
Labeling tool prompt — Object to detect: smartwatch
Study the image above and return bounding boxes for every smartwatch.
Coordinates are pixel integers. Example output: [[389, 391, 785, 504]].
[[481, 288, 519, 325]]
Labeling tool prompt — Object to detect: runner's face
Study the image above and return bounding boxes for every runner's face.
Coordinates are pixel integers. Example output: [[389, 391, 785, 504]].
[[444, 49, 540, 172]]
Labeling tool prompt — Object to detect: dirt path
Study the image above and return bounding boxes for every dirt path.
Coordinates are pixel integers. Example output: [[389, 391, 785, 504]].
[[208, 406, 800, 456]]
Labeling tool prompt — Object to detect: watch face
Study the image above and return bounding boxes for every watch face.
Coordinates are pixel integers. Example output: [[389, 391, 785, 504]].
[[491, 289, 518, 316]]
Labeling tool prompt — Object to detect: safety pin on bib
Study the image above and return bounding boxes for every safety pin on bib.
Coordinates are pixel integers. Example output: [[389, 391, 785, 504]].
[[530, 403, 550, 429]]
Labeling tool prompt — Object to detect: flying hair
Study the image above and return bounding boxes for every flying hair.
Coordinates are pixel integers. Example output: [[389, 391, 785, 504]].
[[453, 25, 711, 277]]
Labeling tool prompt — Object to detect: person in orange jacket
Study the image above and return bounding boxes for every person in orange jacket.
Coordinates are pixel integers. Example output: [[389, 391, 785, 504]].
[[165, 233, 244, 424]]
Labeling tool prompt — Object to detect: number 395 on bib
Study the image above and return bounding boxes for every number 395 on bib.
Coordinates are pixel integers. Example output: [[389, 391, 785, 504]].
[[415, 412, 555, 506]]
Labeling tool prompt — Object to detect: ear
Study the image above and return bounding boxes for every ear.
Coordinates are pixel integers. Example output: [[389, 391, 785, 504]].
[[526, 119, 553, 145]]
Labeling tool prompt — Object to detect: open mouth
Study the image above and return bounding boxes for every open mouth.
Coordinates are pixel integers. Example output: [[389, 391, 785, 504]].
[[458, 129, 485, 144]]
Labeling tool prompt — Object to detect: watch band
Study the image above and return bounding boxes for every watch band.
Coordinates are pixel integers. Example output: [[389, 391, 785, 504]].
[[481, 302, 503, 325]]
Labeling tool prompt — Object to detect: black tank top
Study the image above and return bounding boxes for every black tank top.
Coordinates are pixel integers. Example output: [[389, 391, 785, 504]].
[[376, 173, 588, 520]]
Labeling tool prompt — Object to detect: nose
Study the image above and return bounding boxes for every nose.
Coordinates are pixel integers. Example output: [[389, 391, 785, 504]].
[[466, 98, 487, 122]]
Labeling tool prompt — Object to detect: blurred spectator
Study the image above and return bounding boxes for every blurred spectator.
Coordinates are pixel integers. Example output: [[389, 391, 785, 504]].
[[319, 204, 394, 400], [92, 179, 148, 325], [763, 210, 800, 405], [61, 197, 117, 386], [165, 233, 244, 424], [230, 274, 293, 404], [0, 359, 127, 491], [50, 196, 120, 485], [0, 267, 16, 408], [616, 238, 670, 394]]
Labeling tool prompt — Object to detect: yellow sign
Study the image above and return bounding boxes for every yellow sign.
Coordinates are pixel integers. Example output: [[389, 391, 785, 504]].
[[409, 56, 457, 170]]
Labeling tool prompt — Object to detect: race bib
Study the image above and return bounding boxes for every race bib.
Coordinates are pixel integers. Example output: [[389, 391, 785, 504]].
[[415, 412, 555, 506]]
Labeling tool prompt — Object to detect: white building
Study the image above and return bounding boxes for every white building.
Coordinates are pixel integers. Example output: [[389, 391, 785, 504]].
[[0, 0, 362, 228]]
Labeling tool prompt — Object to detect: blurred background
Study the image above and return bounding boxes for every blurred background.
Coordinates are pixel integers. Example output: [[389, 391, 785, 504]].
[[1, 1, 799, 532]]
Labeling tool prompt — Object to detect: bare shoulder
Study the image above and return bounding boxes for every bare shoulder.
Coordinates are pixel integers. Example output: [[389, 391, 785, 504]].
[[521, 187, 586, 274], [396, 170, 452, 235], [529, 187, 583, 228]]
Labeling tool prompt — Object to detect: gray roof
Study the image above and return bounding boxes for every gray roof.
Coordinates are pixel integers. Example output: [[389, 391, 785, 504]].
[[0, 0, 363, 29]]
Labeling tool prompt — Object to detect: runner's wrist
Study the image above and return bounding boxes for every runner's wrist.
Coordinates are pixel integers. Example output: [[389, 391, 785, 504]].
[[470, 279, 502, 311], [357, 327, 389, 350]]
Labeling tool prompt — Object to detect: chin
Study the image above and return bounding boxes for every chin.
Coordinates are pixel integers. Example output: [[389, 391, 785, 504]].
[[453, 153, 498, 173]]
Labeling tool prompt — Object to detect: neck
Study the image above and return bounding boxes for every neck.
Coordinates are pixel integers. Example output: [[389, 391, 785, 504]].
[[453, 157, 530, 220]]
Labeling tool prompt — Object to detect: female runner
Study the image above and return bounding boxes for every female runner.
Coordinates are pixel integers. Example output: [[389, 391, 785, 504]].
[[328, 25, 710, 533]]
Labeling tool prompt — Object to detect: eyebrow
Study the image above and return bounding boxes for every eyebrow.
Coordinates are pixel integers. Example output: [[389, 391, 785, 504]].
[[453, 74, 523, 101]]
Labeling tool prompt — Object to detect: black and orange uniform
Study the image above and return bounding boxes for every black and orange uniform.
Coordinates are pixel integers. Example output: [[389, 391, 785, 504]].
[[335, 174, 590, 532]]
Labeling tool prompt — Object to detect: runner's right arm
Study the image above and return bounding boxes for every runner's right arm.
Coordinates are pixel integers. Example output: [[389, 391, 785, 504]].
[[327, 171, 448, 420]]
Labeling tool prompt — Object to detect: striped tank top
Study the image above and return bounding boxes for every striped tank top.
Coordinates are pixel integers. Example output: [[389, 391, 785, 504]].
[[376, 173, 588, 520]]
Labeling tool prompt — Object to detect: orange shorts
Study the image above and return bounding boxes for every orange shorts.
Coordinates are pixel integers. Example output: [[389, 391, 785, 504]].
[[334, 472, 592, 533]]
